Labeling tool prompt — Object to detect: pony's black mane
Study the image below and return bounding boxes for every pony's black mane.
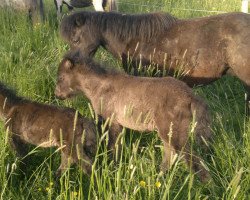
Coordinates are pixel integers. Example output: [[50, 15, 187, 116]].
[[61, 11, 178, 42], [0, 82, 24, 104], [63, 50, 121, 76]]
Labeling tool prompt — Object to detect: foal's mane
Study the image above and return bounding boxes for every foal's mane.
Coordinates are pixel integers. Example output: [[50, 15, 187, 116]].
[[0, 82, 24, 104], [61, 11, 178, 42], [64, 50, 121, 76]]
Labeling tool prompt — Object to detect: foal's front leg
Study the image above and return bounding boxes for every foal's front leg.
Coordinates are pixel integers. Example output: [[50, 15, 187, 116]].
[[108, 123, 123, 159], [160, 141, 176, 172], [57, 147, 72, 177]]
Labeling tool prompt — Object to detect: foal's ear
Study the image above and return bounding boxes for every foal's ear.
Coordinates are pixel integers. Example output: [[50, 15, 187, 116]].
[[64, 59, 74, 70]]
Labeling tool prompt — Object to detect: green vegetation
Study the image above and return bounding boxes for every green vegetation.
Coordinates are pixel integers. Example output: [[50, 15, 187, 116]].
[[0, 0, 249, 199]]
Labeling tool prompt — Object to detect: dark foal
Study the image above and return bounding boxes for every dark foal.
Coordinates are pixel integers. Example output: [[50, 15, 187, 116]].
[[60, 11, 250, 113], [55, 51, 212, 181], [0, 82, 97, 176]]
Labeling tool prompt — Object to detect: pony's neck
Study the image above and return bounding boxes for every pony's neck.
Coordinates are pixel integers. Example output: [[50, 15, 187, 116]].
[[101, 34, 126, 59]]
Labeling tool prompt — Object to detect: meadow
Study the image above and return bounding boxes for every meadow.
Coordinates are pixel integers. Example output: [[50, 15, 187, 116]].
[[0, 0, 249, 199]]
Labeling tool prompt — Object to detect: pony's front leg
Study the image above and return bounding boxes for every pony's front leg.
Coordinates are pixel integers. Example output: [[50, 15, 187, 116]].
[[9, 135, 28, 158]]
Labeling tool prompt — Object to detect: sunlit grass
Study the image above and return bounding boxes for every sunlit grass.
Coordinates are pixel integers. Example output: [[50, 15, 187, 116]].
[[0, 0, 249, 199]]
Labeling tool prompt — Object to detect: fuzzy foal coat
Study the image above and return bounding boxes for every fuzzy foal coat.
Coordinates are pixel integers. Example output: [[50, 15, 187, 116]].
[[0, 82, 96, 176], [55, 51, 212, 180]]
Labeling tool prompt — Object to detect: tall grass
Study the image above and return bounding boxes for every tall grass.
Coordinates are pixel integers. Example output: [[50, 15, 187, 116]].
[[0, 0, 249, 199]]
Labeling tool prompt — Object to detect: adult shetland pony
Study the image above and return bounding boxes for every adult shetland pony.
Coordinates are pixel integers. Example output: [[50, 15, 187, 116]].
[[60, 11, 250, 111]]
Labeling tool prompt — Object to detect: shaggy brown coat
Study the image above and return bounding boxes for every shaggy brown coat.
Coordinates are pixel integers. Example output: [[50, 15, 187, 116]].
[[55, 51, 212, 181], [60, 11, 250, 111], [0, 82, 96, 176]]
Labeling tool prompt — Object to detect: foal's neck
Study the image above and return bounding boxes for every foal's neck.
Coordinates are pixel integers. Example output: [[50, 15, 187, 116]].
[[77, 68, 114, 100]]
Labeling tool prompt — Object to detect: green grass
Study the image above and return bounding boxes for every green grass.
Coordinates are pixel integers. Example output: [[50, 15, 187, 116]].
[[0, 0, 249, 199]]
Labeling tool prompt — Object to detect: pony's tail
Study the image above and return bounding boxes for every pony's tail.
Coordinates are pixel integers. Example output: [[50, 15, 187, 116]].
[[191, 98, 212, 147], [104, 0, 118, 11]]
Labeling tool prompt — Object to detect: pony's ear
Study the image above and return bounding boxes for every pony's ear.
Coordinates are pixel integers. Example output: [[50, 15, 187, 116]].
[[64, 59, 74, 70]]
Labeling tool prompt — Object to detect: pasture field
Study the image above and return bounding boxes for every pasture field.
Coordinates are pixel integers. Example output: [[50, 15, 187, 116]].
[[0, 0, 249, 199]]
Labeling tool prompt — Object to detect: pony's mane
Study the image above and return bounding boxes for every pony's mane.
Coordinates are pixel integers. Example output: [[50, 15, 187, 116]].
[[63, 50, 121, 76], [61, 11, 178, 42], [0, 82, 24, 104]]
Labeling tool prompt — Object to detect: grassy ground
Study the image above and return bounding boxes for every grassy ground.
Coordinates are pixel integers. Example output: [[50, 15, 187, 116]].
[[0, 0, 249, 199]]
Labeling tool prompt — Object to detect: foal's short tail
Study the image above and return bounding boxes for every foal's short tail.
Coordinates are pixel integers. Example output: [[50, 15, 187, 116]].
[[191, 98, 212, 146]]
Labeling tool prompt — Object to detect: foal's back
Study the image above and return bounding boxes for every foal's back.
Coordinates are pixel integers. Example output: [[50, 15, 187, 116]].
[[8, 101, 86, 147]]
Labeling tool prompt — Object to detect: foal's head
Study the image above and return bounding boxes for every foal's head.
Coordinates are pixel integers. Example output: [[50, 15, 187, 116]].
[[55, 50, 100, 100], [55, 56, 80, 100]]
